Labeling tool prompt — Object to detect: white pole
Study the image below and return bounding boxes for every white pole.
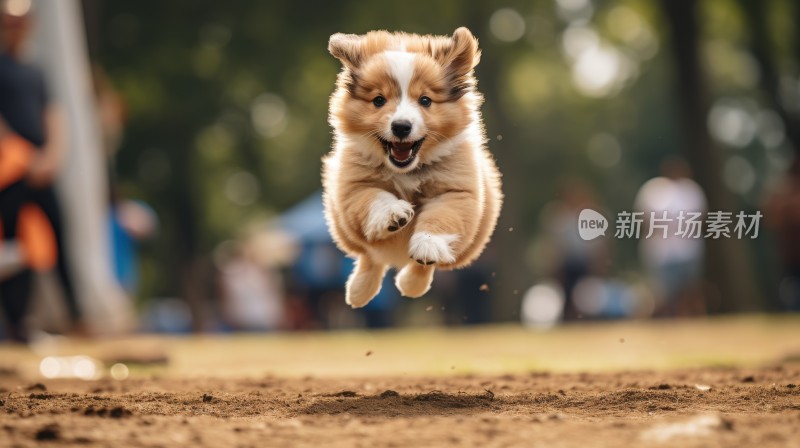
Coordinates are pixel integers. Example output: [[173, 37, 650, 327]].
[[28, 0, 134, 334]]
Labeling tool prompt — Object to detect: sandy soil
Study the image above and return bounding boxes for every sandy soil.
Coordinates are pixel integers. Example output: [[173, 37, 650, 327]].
[[0, 366, 798, 447]]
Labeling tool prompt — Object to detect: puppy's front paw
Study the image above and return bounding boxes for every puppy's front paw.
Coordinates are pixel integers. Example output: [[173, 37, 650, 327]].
[[408, 232, 459, 265], [364, 192, 414, 241]]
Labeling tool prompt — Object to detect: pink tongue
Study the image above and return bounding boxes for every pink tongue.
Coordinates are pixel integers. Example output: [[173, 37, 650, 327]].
[[391, 147, 413, 161]]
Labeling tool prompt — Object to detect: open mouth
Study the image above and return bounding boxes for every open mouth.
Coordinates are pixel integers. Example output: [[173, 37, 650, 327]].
[[379, 137, 425, 168]]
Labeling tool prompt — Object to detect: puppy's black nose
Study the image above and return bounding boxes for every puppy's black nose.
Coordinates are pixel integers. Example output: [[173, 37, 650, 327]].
[[391, 120, 412, 139]]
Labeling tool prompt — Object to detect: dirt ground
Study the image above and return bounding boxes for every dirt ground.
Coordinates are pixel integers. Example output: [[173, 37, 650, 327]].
[[0, 366, 798, 447], [1, 318, 799, 447]]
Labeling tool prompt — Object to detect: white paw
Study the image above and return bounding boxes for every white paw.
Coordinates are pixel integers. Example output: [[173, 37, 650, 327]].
[[408, 232, 459, 265], [395, 264, 434, 298], [364, 192, 414, 241], [345, 265, 384, 308]]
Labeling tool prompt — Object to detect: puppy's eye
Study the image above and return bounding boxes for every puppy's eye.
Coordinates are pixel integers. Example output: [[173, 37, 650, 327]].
[[372, 96, 386, 107], [419, 96, 432, 107]]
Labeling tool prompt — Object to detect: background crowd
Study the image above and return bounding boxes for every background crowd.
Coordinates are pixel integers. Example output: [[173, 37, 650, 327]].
[[1, 0, 799, 341]]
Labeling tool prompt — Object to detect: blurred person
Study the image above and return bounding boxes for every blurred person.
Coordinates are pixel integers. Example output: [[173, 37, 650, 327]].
[[289, 240, 348, 329], [0, 1, 83, 341], [763, 158, 800, 311], [91, 64, 126, 159], [634, 157, 706, 317], [435, 247, 495, 326], [108, 186, 157, 295], [544, 180, 610, 320], [89, 63, 158, 297], [218, 241, 285, 332]]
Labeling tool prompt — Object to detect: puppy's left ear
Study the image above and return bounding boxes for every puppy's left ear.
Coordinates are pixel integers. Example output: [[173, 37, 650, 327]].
[[438, 27, 480, 99], [448, 27, 481, 75], [329, 33, 363, 69]]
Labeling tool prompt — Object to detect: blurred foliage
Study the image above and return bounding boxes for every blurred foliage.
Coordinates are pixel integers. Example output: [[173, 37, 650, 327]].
[[85, 0, 798, 313]]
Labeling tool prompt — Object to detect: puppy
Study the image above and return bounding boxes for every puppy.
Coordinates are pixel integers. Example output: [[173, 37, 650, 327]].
[[323, 27, 503, 308]]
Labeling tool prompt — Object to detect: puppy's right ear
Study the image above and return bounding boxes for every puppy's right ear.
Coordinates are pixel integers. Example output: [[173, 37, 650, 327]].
[[329, 33, 362, 69]]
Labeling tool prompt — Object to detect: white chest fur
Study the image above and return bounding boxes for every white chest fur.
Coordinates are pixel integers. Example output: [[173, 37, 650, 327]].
[[389, 174, 422, 200]]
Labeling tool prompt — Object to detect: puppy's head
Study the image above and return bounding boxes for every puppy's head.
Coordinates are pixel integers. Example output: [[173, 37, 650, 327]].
[[328, 28, 481, 173]]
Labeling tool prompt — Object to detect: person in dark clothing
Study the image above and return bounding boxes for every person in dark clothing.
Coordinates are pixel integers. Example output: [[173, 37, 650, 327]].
[[0, 3, 82, 341]]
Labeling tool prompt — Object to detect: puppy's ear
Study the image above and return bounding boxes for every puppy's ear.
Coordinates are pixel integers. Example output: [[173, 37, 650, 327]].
[[329, 33, 363, 69], [435, 27, 480, 99], [448, 27, 481, 75]]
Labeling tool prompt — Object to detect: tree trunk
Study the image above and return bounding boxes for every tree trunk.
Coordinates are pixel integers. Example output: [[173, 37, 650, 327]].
[[29, 0, 135, 333], [660, 0, 761, 312], [740, 0, 800, 155]]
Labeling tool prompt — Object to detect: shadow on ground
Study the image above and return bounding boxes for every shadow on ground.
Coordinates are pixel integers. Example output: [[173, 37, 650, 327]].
[[299, 390, 498, 417]]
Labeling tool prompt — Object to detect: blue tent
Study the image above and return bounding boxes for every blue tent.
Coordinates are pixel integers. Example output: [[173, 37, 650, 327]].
[[277, 190, 332, 244]]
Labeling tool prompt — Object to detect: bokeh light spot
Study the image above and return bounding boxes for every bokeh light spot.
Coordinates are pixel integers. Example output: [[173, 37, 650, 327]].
[[521, 283, 565, 328], [587, 133, 621, 168], [4, 0, 31, 16], [39, 357, 61, 379], [708, 100, 757, 148], [251, 93, 288, 138], [723, 155, 756, 195], [489, 8, 526, 42], [110, 363, 130, 381], [224, 170, 260, 206]]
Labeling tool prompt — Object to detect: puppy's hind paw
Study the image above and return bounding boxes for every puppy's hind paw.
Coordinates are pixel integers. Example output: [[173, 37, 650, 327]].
[[395, 263, 434, 298], [408, 232, 459, 265], [346, 286, 377, 309], [364, 192, 414, 241], [345, 259, 386, 308]]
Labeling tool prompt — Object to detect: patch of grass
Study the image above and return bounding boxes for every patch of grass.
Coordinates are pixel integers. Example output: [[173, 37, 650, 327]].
[[1, 314, 798, 378]]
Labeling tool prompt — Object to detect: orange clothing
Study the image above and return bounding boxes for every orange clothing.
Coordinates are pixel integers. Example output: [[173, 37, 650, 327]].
[[0, 135, 57, 270]]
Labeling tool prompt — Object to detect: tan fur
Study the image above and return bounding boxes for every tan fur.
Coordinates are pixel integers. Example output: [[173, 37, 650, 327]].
[[323, 27, 503, 308]]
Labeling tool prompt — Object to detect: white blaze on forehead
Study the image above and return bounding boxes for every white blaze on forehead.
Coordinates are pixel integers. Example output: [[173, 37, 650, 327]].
[[384, 51, 415, 93], [382, 51, 424, 140]]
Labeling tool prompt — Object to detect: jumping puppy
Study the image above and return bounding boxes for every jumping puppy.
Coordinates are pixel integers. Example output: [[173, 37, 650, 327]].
[[323, 27, 503, 308]]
